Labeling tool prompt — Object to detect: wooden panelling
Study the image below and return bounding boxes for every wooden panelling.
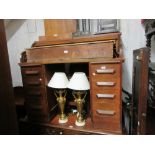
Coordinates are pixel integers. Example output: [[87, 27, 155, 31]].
[[26, 41, 114, 63], [34, 32, 120, 50], [44, 19, 76, 39], [132, 48, 150, 134], [0, 20, 18, 134]]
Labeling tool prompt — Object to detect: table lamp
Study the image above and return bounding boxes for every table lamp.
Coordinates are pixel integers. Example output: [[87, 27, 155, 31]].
[[48, 72, 69, 124], [68, 72, 90, 126]]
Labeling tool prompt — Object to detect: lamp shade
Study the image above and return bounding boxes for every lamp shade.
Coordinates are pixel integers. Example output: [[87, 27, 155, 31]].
[[48, 72, 69, 89], [68, 72, 90, 90]]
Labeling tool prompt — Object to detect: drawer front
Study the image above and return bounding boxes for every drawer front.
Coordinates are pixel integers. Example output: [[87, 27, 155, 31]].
[[21, 66, 44, 85], [26, 99, 48, 123], [92, 109, 120, 124], [92, 99, 121, 111], [21, 66, 43, 77], [92, 104, 121, 132], [25, 98, 48, 123], [92, 89, 120, 104], [23, 87, 48, 122], [26, 41, 114, 63], [22, 77, 43, 87], [90, 63, 120, 79], [25, 94, 45, 109], [91, 78, 120, 91], [28, 113, 48, 122], [26, 104, 47, 115], [24, 86, 42, 96], [25, 96, 48, 118], [25, 96, 47, 110]]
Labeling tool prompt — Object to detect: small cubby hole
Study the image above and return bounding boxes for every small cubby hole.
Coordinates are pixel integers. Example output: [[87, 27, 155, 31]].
[[45, 62, 90, 120]]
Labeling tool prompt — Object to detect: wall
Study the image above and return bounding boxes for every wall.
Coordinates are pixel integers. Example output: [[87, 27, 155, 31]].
[[120, 19, 146, 92], [6, 19, 149, 92], [150, 35, 155, 61], [6, 19, 45, 87]]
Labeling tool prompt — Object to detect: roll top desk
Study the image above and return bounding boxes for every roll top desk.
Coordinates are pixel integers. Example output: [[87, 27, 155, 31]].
[[19, 32, 124, 135]]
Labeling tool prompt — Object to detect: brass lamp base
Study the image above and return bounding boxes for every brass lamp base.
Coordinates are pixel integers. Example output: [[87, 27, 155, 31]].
[[72, 91, 87, 127], [54, 89, 68, 124], [59, 117, 68, 124], [75, 120, 85, 127]]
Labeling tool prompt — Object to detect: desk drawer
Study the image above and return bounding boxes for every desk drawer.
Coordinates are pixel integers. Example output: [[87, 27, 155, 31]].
[[92, 107, 121, 131], [25, 87, 42, 97], [27, 113, 48, 123], [92, 101, 119, 111], [25, 96, 43, 106], [91, 79, 120, 91], [21, 65, 44, 87], [21, 66, 43, 76], [92, 89, 120, 103], [27, 105, 47, 115], [92, 110, 120, 124], [23, 77, 43, 87], [90, 63, 120, 79]]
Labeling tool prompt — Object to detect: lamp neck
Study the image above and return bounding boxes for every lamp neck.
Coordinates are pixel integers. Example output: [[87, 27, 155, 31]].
[[55, 89, 66, 98], [72, 90, 87, 100]]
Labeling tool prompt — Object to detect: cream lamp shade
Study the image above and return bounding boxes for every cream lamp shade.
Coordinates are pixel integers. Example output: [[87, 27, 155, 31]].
[[48, 72, 69, 89], [68, 72, 90, 90]]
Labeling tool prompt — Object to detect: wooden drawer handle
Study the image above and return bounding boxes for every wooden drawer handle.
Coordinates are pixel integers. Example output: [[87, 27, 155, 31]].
[[28, 92, 41, 96], [96, 82, 115, 86], [24, 70, 40, 75], [96, 94, 115, 98], [29, 105, 42, 110], [96, 69, 115, 74], [96, 109, 115, 116], [26, 81, 41, 86]]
